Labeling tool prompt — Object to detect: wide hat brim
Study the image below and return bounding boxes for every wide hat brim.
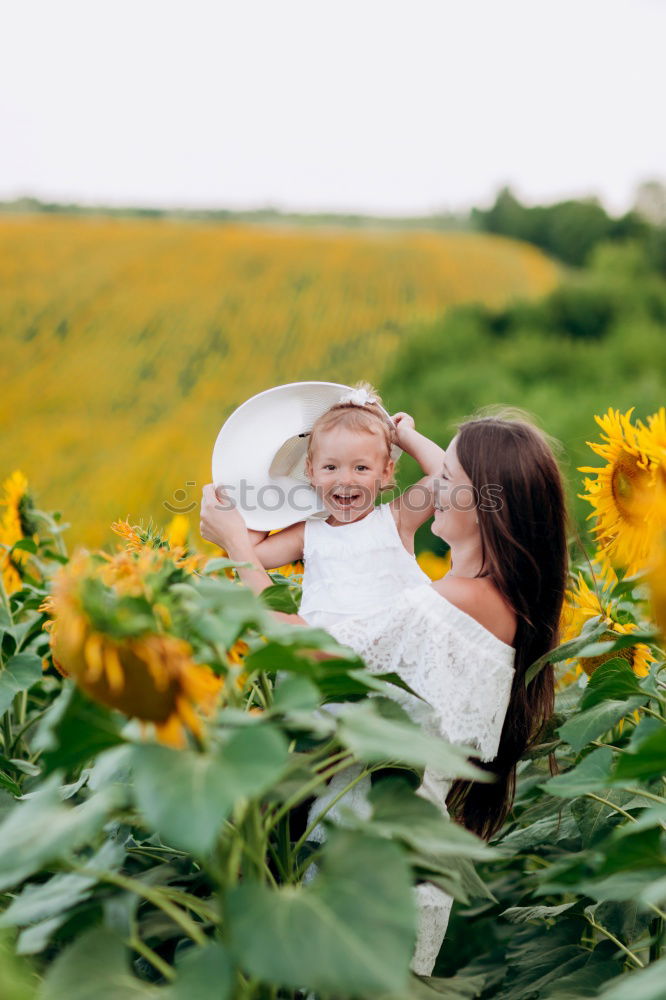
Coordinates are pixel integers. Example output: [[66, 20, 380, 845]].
[[212, 381, 401, 531]]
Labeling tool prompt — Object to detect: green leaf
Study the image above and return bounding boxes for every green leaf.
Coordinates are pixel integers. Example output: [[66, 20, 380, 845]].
[[272, 675, 321, 712], [627, 716, 662, 749], [611, 726, 666, 782], [362, 778, 496, 862], [36, 685, 126, 776], [597, 956, 666, 1000], [586, 899, 653, 945], [542, 869, 665, 903], [131, 724, 289, 856], [580, 659, 645, 710], [540, 941, 623, 999], [40, 925, 158, 999], [499, 922, 593, 997], [332, 778, 496, 904], [201, 556, 252, 573], [0, 927, 35, 1000], [2, 612, 41, 654], [227, 829, 416, 994], [540, 747, 614, 798], [415, 853, 497, 905], [247, 641, 403, 702], [0, 777, 121, 891], [613, 801, 666, 835], [12, 538, 37, 554], [595, 827, 666, 878], [496, 809, 580, 853], [259, 583, 299, 614], [576, 632, 659, 659], [0, 841, 124, 931], [525, 620, 608, 686], [500, 901, 577, 924], [0, 653, 43, 714], [641, 874, 666, 908], [571, 789, 637, 846], [557, 699, 644, 753], [337, 699, 490, 782], [0, 770, 21, 796], [162, 943, 232, 1000]]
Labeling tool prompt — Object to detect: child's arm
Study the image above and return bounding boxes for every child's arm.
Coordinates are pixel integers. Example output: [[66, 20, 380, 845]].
[[392, 412, 446, 476], [246, 521, 305, 570], [390, 413, 446, 538], [248, 528, 269, 545]]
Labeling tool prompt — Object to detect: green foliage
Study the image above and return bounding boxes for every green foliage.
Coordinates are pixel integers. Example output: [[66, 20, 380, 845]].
[[382, 242, 666, 544], [0, 469, 664, 999], [473, 186, 660, 270]]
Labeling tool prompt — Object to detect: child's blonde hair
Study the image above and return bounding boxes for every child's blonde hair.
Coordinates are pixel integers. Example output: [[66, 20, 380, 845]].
[[305, 381, 398, 490]]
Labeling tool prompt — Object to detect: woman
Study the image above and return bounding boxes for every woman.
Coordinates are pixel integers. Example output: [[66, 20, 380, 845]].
[[200, 411, 569, 975]]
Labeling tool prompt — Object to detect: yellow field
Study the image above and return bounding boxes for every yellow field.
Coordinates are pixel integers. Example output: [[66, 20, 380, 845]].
[[0, 215, 558, 547]]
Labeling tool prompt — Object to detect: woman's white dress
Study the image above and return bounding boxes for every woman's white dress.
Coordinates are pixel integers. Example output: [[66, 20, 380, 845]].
[[295, 504, 515, 975]]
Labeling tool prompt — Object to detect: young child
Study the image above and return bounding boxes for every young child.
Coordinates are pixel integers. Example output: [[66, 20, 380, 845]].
[[246, 381, 446, 627]]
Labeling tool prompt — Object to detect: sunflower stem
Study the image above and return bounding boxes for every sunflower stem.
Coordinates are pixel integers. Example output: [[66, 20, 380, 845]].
[[638, 704, 666, 723], [584, 914, 644, 969], [292, 764, 378, 858], [71, 865, 207, 946], [266, 755, 356, 831], [584, 792, 638, 823], [258, 671, 273, 709], [620, 786, 665, 805], [127, 934, 176, 981]]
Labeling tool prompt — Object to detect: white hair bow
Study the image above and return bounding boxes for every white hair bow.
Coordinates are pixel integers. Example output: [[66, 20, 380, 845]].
[[338, 387, 378, 407]]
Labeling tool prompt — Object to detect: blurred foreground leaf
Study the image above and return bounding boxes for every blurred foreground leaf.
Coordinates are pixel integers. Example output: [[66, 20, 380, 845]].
[[227, 829, 416, 994]]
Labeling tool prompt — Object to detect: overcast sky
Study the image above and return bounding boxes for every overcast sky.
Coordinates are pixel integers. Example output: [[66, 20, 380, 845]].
[[2, 0, 665, 215]]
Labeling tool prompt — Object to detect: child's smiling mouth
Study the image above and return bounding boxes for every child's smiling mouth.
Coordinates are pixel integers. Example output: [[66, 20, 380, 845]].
[[331, 491, 362, 507]]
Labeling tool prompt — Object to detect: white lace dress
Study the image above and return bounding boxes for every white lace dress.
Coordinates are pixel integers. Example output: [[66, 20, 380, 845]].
[[302, 583, 516, 976]]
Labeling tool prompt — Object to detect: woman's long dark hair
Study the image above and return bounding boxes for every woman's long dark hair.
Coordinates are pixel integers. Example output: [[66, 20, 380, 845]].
[[444, 410, 569, 841]]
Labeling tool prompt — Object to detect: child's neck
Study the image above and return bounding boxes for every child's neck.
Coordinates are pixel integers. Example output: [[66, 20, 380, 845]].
[[325, 504, 377, 527]]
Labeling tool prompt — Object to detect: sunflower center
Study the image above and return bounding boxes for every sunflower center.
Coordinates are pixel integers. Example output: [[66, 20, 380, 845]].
[[611, 454, 651, 524]]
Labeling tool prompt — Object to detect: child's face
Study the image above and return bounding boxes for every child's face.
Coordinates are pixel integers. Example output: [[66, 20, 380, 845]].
[[306, 426, 394, 522]]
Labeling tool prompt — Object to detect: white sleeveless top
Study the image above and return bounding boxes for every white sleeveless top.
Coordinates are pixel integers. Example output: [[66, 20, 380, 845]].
[[298, 502, 431, 628]]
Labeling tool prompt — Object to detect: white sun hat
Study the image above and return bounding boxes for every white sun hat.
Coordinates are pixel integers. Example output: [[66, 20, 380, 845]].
[[212, 381, 400, 531]]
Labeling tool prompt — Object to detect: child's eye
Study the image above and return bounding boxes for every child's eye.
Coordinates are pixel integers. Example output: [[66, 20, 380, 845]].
[[323, 464, 336, 471], [355, 465, 369, 471]]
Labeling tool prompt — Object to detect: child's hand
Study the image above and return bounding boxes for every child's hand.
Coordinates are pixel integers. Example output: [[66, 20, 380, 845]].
[[200, 484, 249, 550], [391, 412, 416, 445]]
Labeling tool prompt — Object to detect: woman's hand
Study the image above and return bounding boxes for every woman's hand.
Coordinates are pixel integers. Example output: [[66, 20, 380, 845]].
[[391, 411, 416, 447], [200, 484, 250, 551]]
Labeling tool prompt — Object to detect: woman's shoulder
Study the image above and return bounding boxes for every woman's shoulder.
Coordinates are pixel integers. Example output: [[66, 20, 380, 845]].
[[430, 576, 516, 648]]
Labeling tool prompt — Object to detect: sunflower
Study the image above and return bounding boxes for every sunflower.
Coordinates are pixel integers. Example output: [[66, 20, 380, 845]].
[[635, 406, 666, 468], [166, 514, 190, 549], [272, 560, 304, 577], [111, 518, 206, 575], [227, 638, 250, 694], [580, 408, 666, 577], [0, 470, 35, 594], [45, 551, 223, 748], [417, 549, 451, 581], [559, 572, 654, 684], [645, 486, 666, 637], [110, 519, 144, 552]]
